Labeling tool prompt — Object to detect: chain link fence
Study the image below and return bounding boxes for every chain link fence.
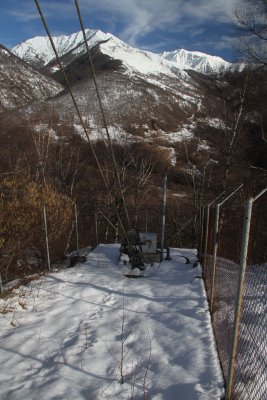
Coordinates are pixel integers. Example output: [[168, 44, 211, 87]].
[[202, 205, 215, 303], [200, 188, 267, 400], [231, 196, 267, 400]]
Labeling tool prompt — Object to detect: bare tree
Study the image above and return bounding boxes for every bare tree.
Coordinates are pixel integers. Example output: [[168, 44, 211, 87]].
[[235, 0, 267, 65]]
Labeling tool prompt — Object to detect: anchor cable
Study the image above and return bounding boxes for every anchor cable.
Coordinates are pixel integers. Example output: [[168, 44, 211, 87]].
[[33, 0, 129, 241]]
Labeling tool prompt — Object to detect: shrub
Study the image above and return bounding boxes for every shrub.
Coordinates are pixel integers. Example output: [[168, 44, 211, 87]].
[[0, 178, 73, 281]]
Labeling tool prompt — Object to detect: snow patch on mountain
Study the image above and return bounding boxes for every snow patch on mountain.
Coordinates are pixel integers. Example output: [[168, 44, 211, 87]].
[[98, 36, 188, 79], [0, 46, 63, 112], [12, 29, 108, 67], [161, 49, 231, 74], [12, 29, 234, 76]]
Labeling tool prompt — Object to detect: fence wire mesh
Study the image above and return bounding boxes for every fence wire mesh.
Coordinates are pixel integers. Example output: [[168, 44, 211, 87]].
[[212, 204, 244, 385], [203, 206, 215, 303], [202, 190, 267, 400], [232, 198, 267, 400]]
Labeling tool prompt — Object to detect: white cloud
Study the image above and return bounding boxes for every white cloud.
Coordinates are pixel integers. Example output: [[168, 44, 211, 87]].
[[8, 1, 74, 22], [190, 35, 237, 52], [6, 0, 242, 53], [78, 0, 242, 46], [8, 9, 40, 21]]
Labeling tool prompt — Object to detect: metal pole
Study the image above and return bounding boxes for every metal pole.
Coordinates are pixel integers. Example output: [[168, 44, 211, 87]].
[[225, 197, 253, 400], [210, 185, 243, 311], [253, 187, 267, 201], [0, 273, 3, 294], [202, 204, 210, 275], [95, 213, 98, 244], [210, 203, 220, 311], [74, 204, 80, 256], [198, 205, 204, 259], [43, 204, 51, 271], [160, 174, 167, 262], [202, 191, 224, 272], [219, 184, 243, 207]]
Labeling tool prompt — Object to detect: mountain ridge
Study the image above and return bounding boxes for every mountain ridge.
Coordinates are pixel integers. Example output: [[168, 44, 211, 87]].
[[1, 28, 248, 148], [161, 49, 232, 74], [11, 28, 240, 76], [0, 44, 63, 113]]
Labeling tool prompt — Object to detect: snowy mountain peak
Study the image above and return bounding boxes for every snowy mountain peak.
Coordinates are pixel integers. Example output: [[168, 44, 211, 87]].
[[161, 49, 231, 74], [12, 29, 234, 76], [12, 29, 112, 67]]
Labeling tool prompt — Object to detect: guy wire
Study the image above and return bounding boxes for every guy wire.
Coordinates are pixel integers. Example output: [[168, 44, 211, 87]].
[[33, 0, 129, 241], [74, 0, 131, 228]]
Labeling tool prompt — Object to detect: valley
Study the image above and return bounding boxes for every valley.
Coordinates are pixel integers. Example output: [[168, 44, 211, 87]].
[[0, 28, 266, 280]]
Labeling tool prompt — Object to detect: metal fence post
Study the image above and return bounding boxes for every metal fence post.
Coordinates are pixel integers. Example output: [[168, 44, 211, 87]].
[[210, 185, 243, 312], [202, 204, 210, 274], [95, 213, 98, 244], [225, 187, 267, 400], [74, 203, 80, 256], [160, 173, 167, 262], [202, 191, 225, 273], [0, 273, 3, 294], [43, 204, 51, 271], [225, 197, 253, 400], [210, 203, 220, 312], [198, 205, 205, 259]]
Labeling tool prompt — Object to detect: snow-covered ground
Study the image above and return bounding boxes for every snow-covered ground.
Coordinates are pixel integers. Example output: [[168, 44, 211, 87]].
[[0, 244, 224, 400]]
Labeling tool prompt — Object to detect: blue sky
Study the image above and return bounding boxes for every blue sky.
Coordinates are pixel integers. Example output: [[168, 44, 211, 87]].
[[0, 0, 242, 61]]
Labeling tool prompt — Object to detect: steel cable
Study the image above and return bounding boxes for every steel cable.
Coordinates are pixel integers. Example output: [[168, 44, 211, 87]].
[[73, 0, 131, 229], [33, 0, 129, 241]]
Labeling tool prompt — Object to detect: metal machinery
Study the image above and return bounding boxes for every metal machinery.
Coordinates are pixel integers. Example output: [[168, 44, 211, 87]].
[[120, 229, 170, 270]]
